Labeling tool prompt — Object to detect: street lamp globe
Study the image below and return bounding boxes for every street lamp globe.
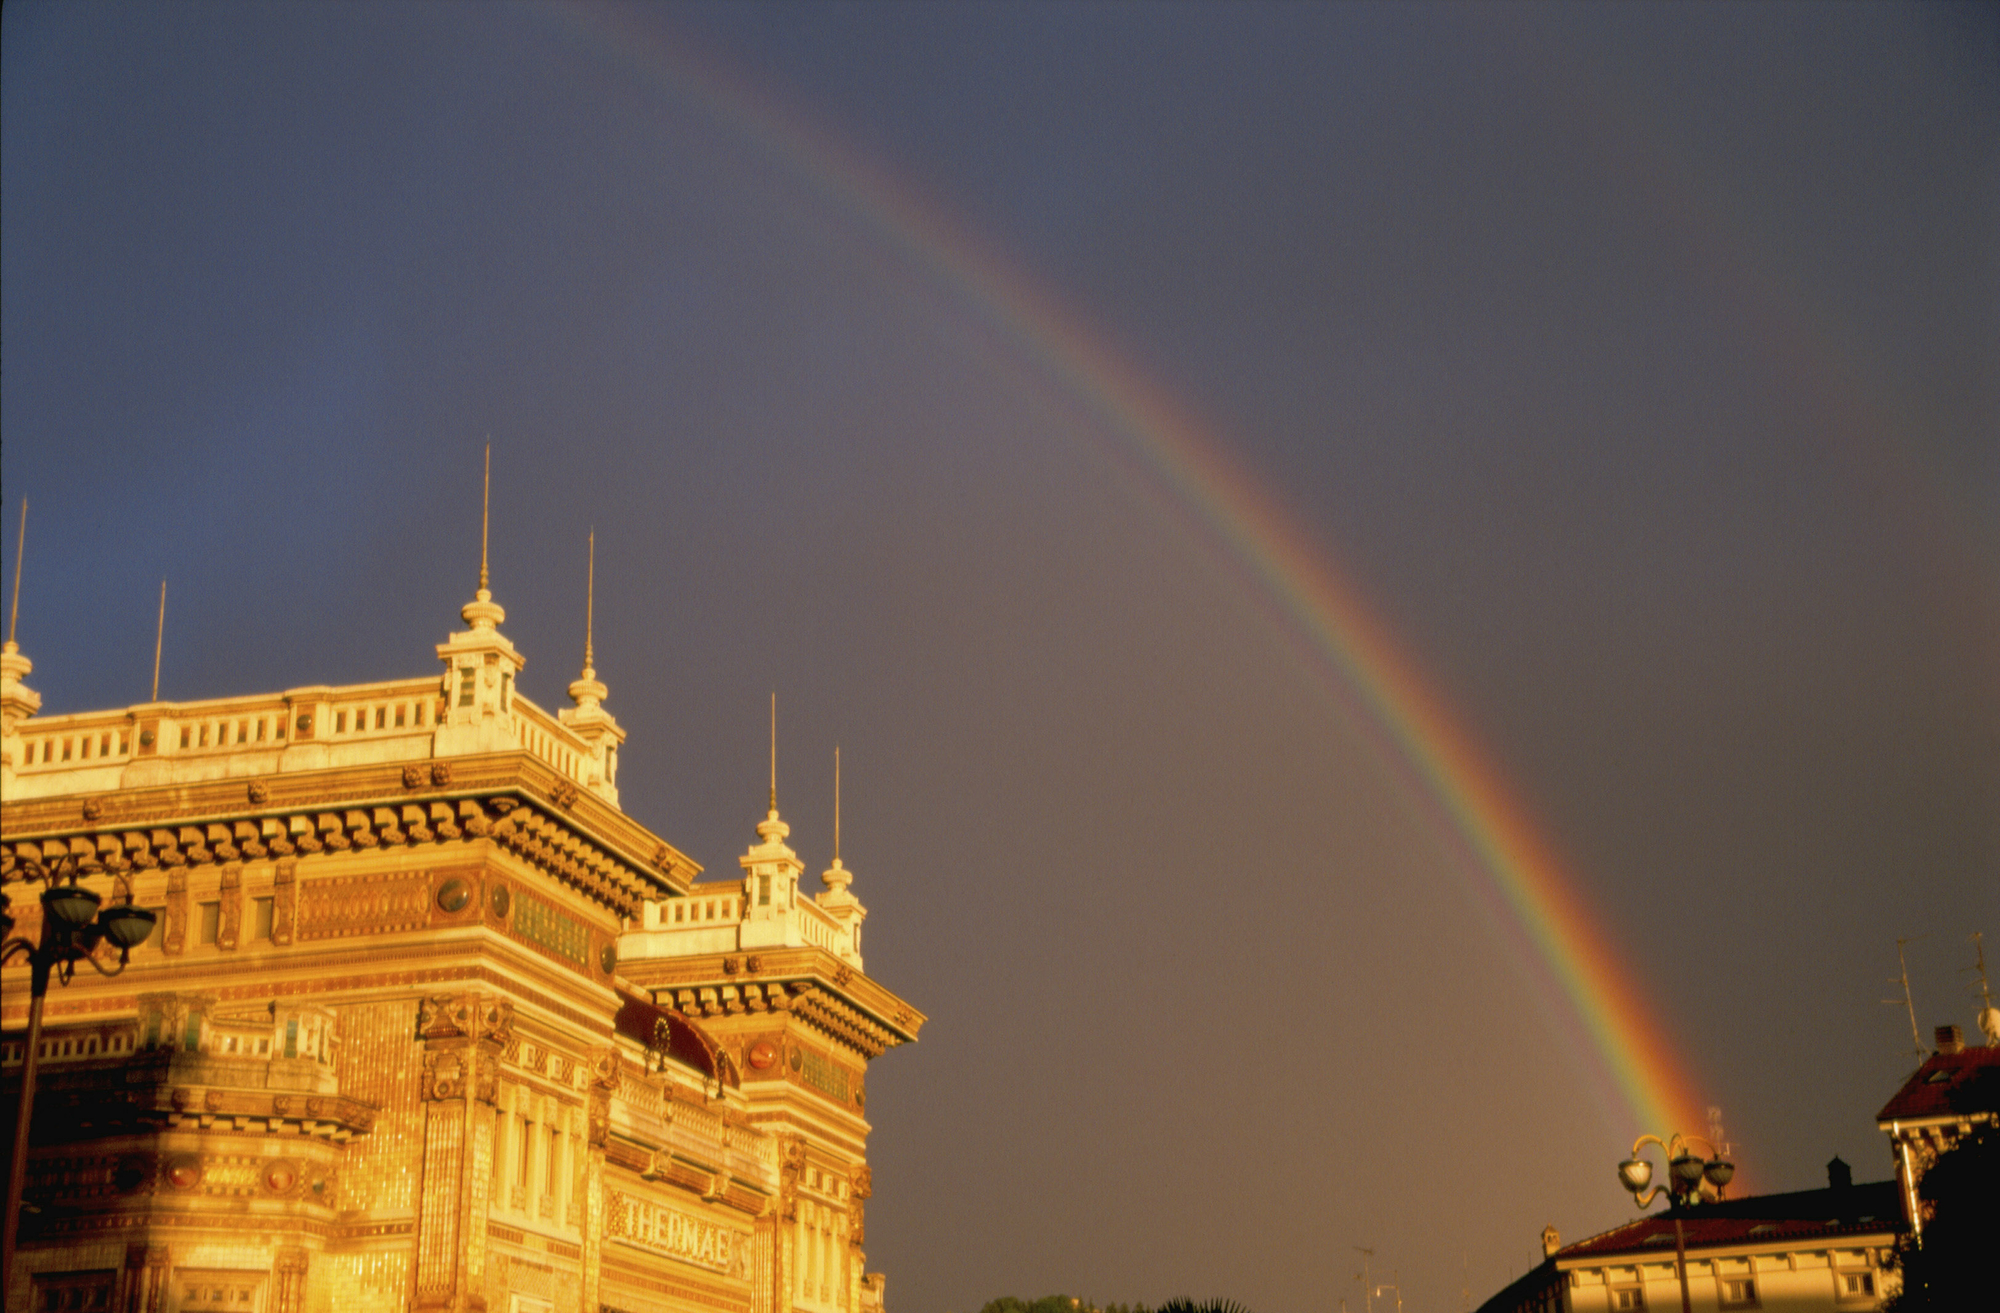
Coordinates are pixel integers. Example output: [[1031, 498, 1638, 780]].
[[40, 883, 102, 932]]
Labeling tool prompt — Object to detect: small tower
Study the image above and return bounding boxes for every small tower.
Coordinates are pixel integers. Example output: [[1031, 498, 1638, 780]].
[[558, 530, 627, 805], [816, 745, 867, 967], [739, 696, 807, 944], [433, 446, 527, 757], [0, 501, 40, 793]]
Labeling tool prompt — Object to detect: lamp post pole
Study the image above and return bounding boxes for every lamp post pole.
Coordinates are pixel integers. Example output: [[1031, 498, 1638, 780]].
[[1616, 1132, 1734, 1313], [1, 861, 157, 1296]]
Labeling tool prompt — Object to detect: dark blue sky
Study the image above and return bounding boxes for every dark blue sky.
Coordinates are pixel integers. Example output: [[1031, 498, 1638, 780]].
[[4, 4, 1996, 1311]]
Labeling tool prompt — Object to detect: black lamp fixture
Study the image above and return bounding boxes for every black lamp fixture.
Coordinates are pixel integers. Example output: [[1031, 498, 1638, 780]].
[[2, 856, 157, 1292]]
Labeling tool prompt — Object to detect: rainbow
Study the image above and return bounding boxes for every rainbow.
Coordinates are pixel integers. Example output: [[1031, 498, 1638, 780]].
[[535, 0, 1716, 1147]]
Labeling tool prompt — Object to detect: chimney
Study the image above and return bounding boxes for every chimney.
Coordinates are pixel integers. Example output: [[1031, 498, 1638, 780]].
[[1541, 1225, 1561, 1260], [1827, 1156, 1852, 1191], [1934, 1025, 1964, 1055]]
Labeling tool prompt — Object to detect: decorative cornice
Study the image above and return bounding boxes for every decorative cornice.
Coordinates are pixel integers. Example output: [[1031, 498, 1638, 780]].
[[620, 948, 923, 1045], [0, 754, 698, 915]]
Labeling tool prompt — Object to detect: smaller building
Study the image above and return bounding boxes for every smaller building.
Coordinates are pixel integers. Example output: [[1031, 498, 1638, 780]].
[[1875, 1024, 2000, 1239], [1478, 1167, 1901, 1313]]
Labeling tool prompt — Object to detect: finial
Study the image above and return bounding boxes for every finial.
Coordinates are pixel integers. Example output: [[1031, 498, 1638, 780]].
[[5, 498, 24, 650], [566, 530, 608, 710], [822, 743, 853, 895], [459, 444, 505, 631], [479, 441, 491, 593], [151, 580, 166, 702], [769, 692, 778, 813]]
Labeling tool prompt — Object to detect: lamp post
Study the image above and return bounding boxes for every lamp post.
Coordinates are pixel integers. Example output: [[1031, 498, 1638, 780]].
[[1, 857, 156, 1295], [1616, 1132, 1735, 1313]]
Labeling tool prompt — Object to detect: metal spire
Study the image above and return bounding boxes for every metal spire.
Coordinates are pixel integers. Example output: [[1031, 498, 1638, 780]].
[[479, 442, 491, 593], [769, 692, 777, 813], [583, 528, 595, 675], [833, 744, 841, 863], [151, 581, 166, 702], [6, 499, 24, 647]]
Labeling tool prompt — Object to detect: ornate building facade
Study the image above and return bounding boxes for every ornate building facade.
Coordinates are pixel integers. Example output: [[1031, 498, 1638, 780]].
[[0, 568, 923, 1313]]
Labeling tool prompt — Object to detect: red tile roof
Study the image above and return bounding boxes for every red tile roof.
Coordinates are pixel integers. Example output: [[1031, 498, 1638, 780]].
[[1875, 1045, 2000, 1124], [1556, 1183, 1903, 1263], [1558, 1213, 1899, 1262]]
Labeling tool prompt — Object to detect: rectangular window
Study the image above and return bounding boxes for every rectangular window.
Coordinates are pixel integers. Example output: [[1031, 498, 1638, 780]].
[[62, 739, 72, 760], [395, 704, 406, 727], [1721, 1277, 1756, 1307], [237, 719, 247, 742], [275, 717, 286, 738], [285, 1019, 298, 1058], [101, 733, 112, 755], [141, 907, 166, 952], [501, 672, 512, 712], [520, 1118, 535, 1188], [1613, 1291, 1645, 1311], [759, 874, 771, 906], [416, 700, 427, 725], [256, 719, 266, 741], [1839, 1272, 1874, 1297], [198, 902, 220, 946], [252, 897, 274, 942], [336, 710, 347, 732], [80, 738, 90, 759], [375, 707, 386, 729], [459, 667, 476, 707]]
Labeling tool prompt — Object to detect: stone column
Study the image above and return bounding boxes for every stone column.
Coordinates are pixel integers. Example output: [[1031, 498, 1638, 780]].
[[272, 1247, 309, 1313], [217, 865, 242, 950], [271, 858, 297, 945], [162, 869, 187, 956], [580, 1048, 617, 1313], [412, 994, 510, 1313], [123, 1243, 169, 1313]]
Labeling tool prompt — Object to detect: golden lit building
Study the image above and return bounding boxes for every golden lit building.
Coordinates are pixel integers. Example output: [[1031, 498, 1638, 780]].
[[0, 554, 924, 1313]]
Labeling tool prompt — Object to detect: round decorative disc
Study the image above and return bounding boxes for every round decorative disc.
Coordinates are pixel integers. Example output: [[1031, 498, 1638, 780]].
[[435, 878, 470, 913]]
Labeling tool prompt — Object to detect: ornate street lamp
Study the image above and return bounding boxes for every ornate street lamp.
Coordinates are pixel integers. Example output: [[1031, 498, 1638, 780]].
[[1616, 1132, 1735, 1313], [1619, 1131, 1734, 1210], [2, 855, 156, 1292]]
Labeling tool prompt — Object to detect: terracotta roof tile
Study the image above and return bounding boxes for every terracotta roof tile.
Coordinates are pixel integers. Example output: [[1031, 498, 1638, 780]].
[[1875, 1046, 2000, 1124]]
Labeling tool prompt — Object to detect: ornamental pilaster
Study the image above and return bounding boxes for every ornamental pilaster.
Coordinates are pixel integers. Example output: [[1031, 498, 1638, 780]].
[[412, 994, 511, 1313]]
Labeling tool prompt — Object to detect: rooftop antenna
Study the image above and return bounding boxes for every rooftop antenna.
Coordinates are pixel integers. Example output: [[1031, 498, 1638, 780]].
[[768, 692, 777, 813], [1354, 1247, 1374, 1313], [1971, 932, 2000, 1047], [479, 441, 491, 594], [150, 581, 167, 702], [1884, 937, 1927, 1062], [833, 744, 841, 863], [5, 498, 24, 647]]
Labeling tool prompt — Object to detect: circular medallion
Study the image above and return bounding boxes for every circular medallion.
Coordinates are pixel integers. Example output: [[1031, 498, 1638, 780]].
[[748, 1040, 778, 1070], [264, 1161, 298, 1194], [490, 884, 511, 918], [139, 729, 156, 747], [788, 1047, 802, 1072], [435, 878, 470, 913], [295, 714, 313, 733], [164, 1157, 202, 1190], [599, 942, 617, 974], [113, 1155, 152, 1193]]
